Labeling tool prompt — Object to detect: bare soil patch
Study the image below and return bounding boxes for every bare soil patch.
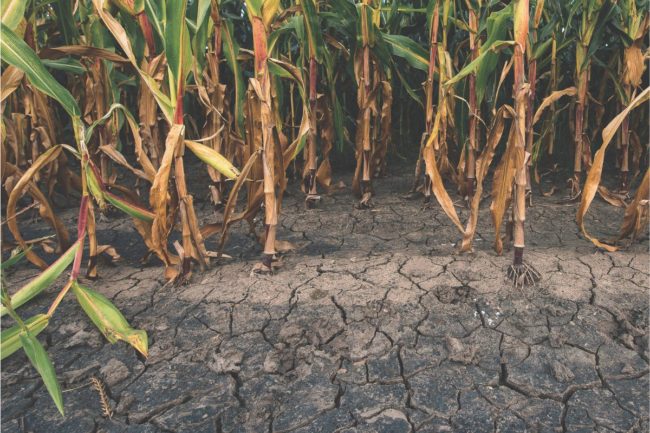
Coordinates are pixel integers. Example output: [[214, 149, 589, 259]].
[[2, 169, 648, 433]]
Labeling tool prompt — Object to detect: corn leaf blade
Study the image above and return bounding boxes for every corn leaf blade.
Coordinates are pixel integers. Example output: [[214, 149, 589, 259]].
[[0, 23, 80, 117], [185, 140, 240, 179], [1, 314, 49, 360], [1, 0, 26, 30], [72, 282, 148, 357], [20, 332, 64, 415], [0, 240, 81, 317]]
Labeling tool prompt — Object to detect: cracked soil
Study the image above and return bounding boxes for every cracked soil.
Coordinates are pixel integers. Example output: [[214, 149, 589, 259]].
[[2, 168, 649, 433]]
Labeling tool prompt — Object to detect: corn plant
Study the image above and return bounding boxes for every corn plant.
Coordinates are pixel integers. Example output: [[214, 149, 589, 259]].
[[1, 15, 148, 415], [569, 0, 613, 197], [351, 0, 388, 207], [614, 0, 648, 191]]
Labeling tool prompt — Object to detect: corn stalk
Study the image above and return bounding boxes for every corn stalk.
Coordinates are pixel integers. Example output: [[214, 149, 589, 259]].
[[351, 0, 391, 208], [246, 0, 281, 271], [615, 0, 648, 191], [571, 0, 607, 197], [506, 0, 540, 287]]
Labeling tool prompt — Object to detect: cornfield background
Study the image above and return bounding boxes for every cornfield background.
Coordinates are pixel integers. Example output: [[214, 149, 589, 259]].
[[0, 0, 648, 415]]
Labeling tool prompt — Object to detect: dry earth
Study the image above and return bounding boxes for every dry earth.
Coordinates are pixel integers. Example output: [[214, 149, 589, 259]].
[[2, 169, 649, 433]]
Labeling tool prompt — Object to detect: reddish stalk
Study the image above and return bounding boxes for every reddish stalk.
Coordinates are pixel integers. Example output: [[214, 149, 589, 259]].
[[465, 8, 479, 200]]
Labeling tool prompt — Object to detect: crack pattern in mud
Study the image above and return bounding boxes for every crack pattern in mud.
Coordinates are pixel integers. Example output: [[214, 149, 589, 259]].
[[2, 172, 648, 433]]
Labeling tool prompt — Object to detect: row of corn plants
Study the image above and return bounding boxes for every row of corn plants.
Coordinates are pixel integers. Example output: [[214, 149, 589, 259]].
[[1, 0, 648, 414]]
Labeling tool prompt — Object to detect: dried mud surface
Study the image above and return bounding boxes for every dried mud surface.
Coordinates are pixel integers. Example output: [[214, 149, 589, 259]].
[[2, 170, 649, 433]]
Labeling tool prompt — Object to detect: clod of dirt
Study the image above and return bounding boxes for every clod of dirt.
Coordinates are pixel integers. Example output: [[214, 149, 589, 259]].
[[100, 358, 130, 387], [208, 349, 243, 374], [63, 329, 102, 349], [550, 360, 574, 383], [621, 362, 637, 375], [446, 336, 478, 365], [115, 393, 135, 414], [263, 351, 282, 374], [60, 363, 101, 385], [364, 408, 410, 428], [619, 333, 636, 350], [548, 329, 566, 348], [278, 324, 305, 345]]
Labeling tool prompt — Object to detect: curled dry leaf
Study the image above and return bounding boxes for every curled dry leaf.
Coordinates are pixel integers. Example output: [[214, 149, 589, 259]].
[[532, 87, 577, 125], [490, 126, 517, 255], [99, 145, 150, 181], [576, 87, 650, 251], [150, 125, 184, 256], [618, 170, 649, 243], [0, 65, 24, 102], [597, 186, 628, 208], [460, 106, 514, 252], [6, 146, 63, 269], [422, 110, 464, 233], [622, 42, 645, 88]]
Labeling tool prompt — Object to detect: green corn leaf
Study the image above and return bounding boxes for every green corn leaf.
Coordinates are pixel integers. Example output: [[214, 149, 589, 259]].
[[85, 160, 108, 210], [72, 282, 148, 357], [301, 0, 325, 62], [20, 331, 64, 415], [426, 0, 438, 35], [532, 37, 553, 60], [222, 20, 245, 136], [332, 94, 347, 152], [196, 0, 211, 30], [268, 60, 294, 80], [1, 246, 32, 270], [52, 0, 79, 44], [291, 132, 309, 160], [189, 0, 212, 71], [0, 23, 81, 117], [85, 159, 155, 221], [382, 33, 429, 72], [1, 314, 49, 360], [0, 240, 81, 317], [445, 40, 515, 88], [185, 140, 241, 180], [165, 0, 191, 108], [112, 0, 145, 15], [247, 0, 263, 18], [474, 4, 513, 104], [395, 66, 423, 106], [84, 103, 128, 143], [41, 58, 86, 75], [1, 0, 27, 30], [104, 191, 156, 222], [93, 0, 174, 123], [268, 16, 297, 54], [144, 0, 165, 40]]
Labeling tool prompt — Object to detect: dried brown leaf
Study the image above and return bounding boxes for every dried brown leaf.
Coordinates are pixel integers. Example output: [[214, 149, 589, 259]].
[[577, 87, 650, 251], [6, 146, 62, 268]]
